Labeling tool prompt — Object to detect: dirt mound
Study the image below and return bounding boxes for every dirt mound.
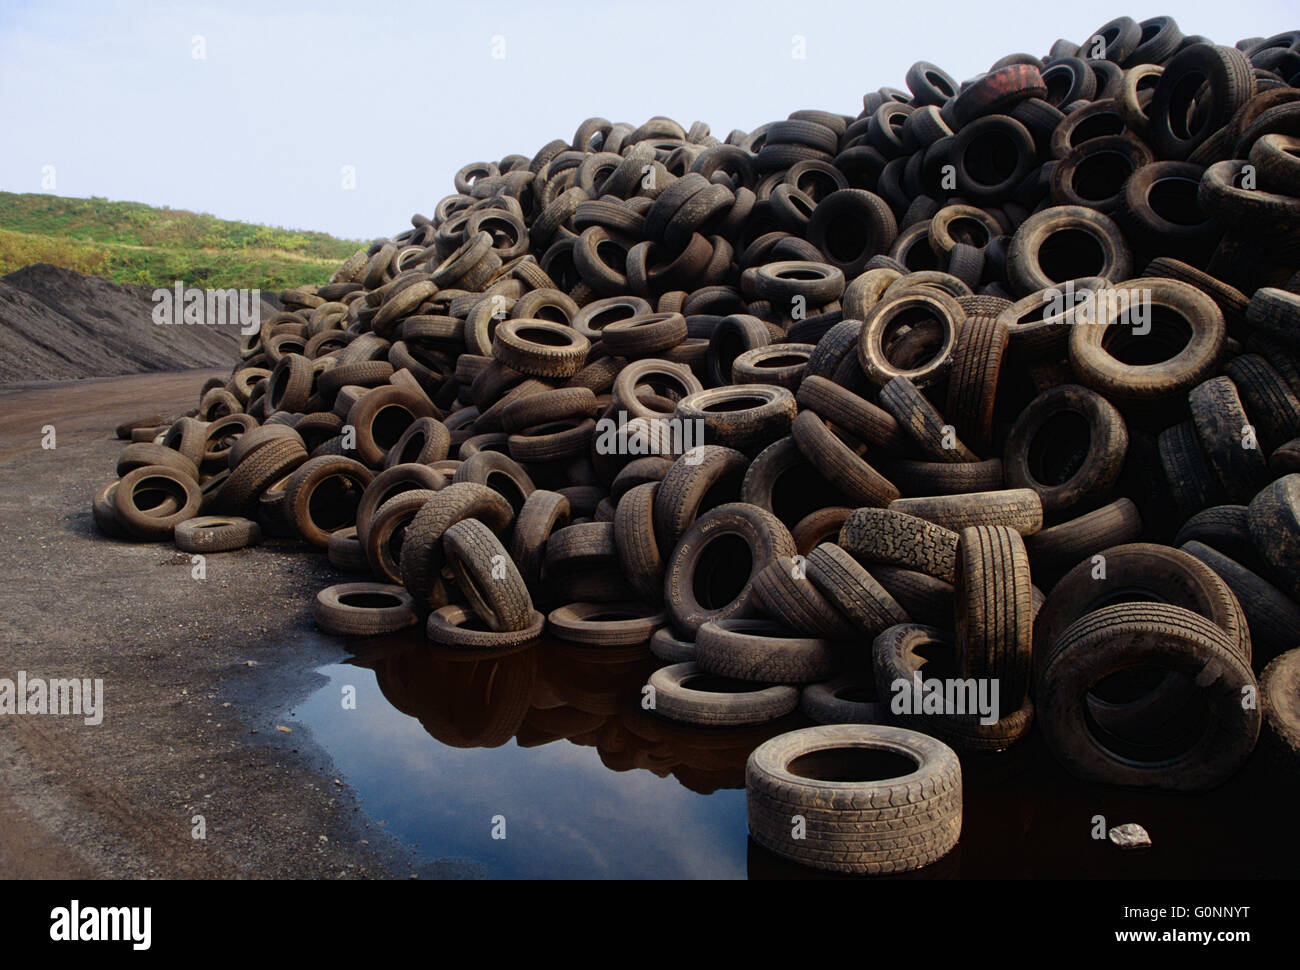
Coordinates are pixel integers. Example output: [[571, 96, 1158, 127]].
[[0, 263, 280, 385]]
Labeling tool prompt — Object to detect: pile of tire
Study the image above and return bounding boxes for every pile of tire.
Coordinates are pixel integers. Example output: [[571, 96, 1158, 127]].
[[95, 15, 1300, 874]]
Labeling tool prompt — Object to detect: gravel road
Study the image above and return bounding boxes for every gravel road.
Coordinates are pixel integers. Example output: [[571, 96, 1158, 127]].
[[0, 370, 410, 878]]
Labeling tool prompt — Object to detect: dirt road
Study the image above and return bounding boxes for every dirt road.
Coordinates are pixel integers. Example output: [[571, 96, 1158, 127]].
[[0, 370, 407, 878]]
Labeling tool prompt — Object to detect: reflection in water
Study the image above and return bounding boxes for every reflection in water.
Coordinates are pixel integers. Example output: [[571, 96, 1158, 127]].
[[294, 629, 809, 878], [351, 631, 807, 793], [294, 629, 1300, 879]]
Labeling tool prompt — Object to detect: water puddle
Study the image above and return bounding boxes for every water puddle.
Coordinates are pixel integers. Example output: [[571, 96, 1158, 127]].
[[292, 630, 813, 878], [294, 629, 1300, 879]]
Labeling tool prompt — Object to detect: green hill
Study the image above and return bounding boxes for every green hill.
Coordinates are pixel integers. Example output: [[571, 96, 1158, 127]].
[[0, 192, 365, 290]]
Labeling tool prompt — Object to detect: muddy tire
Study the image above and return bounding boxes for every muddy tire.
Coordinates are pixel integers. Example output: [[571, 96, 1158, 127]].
[[547, 601, 667, 646], [663, 502, 796, 637], [313, 582, 419, 636], [799, 676, 887, 725], [838, 507, 959, 582], [114, 465, 203, 541], [399, 483, 515, 609], [1003, 384, 1128, 513], [283, 455, 374, 548], [174, 516, 261, 552], [649, 661, 798, 726], [954, 526, 1035, 706], [891, 488, 1044, 535], [745, 724, 961, 874], [426, 604, 545, 650], [1259, 648, 1300, 767], [442, 518, 534, 632], [872, 623, 1035, 752], [1037, 602, 1259, 792], [1247, 474, 1300, 603]]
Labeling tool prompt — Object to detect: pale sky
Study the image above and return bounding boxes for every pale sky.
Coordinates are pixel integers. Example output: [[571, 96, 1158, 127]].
[[1, 1, 1295, 240]]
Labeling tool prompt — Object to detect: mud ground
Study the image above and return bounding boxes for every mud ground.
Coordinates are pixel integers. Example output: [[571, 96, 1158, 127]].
[[0, 370, 415, 879]]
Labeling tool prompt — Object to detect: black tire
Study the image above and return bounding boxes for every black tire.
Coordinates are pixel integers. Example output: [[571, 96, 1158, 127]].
[[1037, 602, 1259, 791], [838, 507, 959, 582], [791, 411, 900, 508], [492, 319, 590, 379], [1158, 420, 1229, 518], [871, 623, 1035, 751], [114, 465, 202, 541], [697, 618, 840, 683], [945, 313, 1008, 452], [954, 526, 1034, 706], [653, 445, 749, 552], [1188, 376, 1271, 503], [745, 724, 962, 875], [663, 502, 796, 637], [869, 566, 953, 621], [1224, 354, 1300, 455], [442, 518, 534, 632], [399, 482, 515, 609], [796, 376, 907, 451], [858, 290, 962, 390], [508, 488, 571, 588], [1008, 205, 1131, 294], [355, 463, 446, 546], [1147, 43, 1255, 160], [650, 627, 696, 663], [1247, 474, 1300, 603], [1034, 541, 1251, 671], [313, 582, 418, 636], [804, 542, 909, 637], [174, 515, 261, 552], [751, 557, 858, 639], [891, 488, 1043, 535], [799, 676, 887, 725], [877, 458, 1005, 497], [282, 455, 374, 548], [676, 385, 797, 453], [327, 526, 369, 572], [1003, 383, 1128, 513], [1259, 648, 1300, 767], [1180, 540, 1300, 666], [426, 605, 545, 650], [649, 661, 798, 727], [546, 601, 667, 646], [878, 376, 978, 462], [805, 189, 899, 278], [1023, 498, 1142, 572]]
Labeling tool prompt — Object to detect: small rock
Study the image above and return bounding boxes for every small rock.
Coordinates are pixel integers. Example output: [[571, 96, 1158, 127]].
[[276, 725, 292, 734], [1108, 823, 1151, 849]]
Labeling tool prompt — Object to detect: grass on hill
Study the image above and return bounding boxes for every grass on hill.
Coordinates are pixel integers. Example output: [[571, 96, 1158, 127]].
[[0, 192, 366, 290]]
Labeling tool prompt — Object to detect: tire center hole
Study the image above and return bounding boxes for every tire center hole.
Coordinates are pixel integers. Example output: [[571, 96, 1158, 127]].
[[787, 748, 919, 783], [692, 532, 753, 609]]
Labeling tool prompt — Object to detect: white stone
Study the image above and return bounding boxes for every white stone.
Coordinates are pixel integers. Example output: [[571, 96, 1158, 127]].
[[1108, 822, 1151, 849]]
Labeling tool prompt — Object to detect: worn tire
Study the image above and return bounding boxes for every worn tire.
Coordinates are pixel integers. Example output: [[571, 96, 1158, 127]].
[[745, 724, 961, 875]]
